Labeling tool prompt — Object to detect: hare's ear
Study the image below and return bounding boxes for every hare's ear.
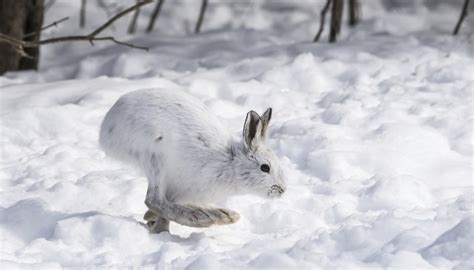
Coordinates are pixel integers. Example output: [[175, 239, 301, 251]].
[[260, 108, 272, 139], [243, 110, 263, 151]]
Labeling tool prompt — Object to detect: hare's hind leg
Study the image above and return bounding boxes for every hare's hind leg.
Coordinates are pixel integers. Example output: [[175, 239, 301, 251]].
[[144, 155, 239, 228], [145, 198, 240, 228], [144, 209, 169, 233]]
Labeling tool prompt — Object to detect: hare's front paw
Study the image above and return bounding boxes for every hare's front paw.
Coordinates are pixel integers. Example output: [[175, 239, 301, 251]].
[[144, 209, 158, 222], [144, 209, 169, 233]]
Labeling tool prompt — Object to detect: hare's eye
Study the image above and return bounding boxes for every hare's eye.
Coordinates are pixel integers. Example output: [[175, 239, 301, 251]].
[[260, 164, 270, 173]]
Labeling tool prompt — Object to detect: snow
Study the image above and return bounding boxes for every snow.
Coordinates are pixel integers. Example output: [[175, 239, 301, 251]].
[[421, 216, 474, 262], [1, 0, 473, 268]]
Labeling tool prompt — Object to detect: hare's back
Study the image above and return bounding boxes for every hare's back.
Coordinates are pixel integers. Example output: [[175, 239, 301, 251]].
[[100, 88, 229, 163]]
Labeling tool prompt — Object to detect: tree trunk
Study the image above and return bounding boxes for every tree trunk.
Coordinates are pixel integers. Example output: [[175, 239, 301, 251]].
[[128, 0, 141, 34], [195, 0, 208, 33], [329, 0, 343, 42], [314, 0, 332, 42], [348, 0, 360, 27], [0, 0, 44, 75], [146, 0, 165, 33], [20, 0, 44, 70]]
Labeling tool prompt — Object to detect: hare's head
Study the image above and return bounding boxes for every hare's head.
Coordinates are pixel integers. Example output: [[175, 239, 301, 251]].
[[233, 108, 286, 198]]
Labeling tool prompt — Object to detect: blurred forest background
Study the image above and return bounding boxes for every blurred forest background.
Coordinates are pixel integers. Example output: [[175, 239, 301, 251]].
[[0, 0, 471, 75]]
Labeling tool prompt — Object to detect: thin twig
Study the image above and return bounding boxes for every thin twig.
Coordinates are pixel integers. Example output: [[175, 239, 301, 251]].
[[314, 0, 332, 42], [24, 17, 69, 38], [90, 36, 148, 50], [453, 0, 470, 35], [90, 0, 152, 37], [0, 0, 152, 57], [146, 0, 165, 33], [195, 0, 208, 33]]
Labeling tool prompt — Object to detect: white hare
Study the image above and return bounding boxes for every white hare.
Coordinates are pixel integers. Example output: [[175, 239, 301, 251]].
[[99, 88, 286, 233]]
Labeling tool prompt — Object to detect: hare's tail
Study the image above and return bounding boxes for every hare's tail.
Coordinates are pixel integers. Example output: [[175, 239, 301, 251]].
[[146, 201, 240, 228]]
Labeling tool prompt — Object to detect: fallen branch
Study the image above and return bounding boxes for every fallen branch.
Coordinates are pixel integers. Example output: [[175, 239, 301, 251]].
[[314, 0, 332, 42], [0, 0, 152, 57]]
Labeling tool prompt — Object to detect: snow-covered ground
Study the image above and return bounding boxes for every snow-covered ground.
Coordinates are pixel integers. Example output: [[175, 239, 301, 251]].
[[1, 0, 473, 269]]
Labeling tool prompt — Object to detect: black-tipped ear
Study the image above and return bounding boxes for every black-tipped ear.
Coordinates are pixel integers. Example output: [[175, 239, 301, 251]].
[[260, 107, 272, 138], [243, 110, 262, 151]]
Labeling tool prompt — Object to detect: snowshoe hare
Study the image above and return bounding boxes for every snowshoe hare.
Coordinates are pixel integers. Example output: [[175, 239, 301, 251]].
[[99, 89, 286, 233]]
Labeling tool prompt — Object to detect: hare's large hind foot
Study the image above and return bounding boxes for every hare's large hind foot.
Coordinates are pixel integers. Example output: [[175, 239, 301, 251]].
[[172, 205, 240, 228], [144, 209, 169, 233], [145, 200, 240, 228]]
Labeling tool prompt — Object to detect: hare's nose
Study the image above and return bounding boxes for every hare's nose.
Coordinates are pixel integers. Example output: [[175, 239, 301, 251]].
[[270, 185, 285, 195]]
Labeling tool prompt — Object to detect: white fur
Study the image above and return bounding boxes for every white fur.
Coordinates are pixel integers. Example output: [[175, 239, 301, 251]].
[[99, 88, 286, 231]]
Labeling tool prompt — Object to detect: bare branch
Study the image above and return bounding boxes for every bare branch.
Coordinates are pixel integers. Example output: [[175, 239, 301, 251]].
[[0, 34, 23, 47], [453, 0, 470, 35], [0, 0, 152, 55], [146, 0, 165, 33], [0, 32, 148, 55], [24, 17, 69, 38], [16, 46, 34, 59], [90, 0, 152, 37], [314, 0, 332, 42], [0, 34, 32, 58], [195, 0, 208, 33], [90, 37, 148, 50]]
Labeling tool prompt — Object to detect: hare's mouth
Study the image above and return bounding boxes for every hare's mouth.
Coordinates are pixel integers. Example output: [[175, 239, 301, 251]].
[[268, 185, 285, 198]]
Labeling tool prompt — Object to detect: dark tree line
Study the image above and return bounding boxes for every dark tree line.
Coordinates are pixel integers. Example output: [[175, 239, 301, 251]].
[[0, 0, 471, 75], [314, 0, 471, 43]]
